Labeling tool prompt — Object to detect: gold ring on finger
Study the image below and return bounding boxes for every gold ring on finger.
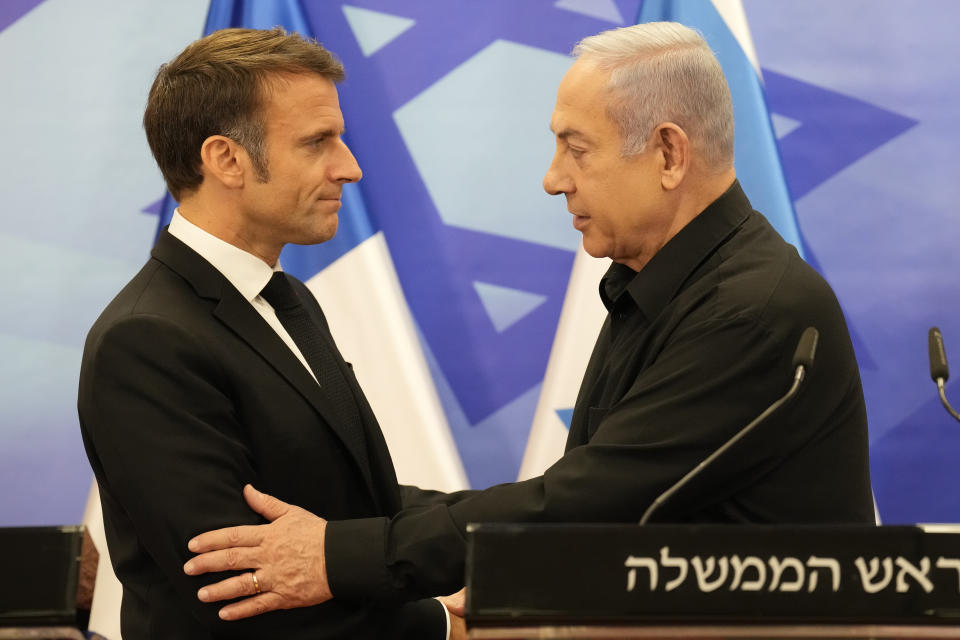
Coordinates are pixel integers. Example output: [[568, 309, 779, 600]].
[[251, 572, 261, 594]]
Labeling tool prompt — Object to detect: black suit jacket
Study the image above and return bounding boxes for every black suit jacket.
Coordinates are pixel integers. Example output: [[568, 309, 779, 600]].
[[78, 229, 444, 639]]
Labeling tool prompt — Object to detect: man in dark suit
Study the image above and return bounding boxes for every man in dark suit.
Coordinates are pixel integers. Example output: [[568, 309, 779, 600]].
[[182, 21, 874, 621], [77, 27, 451, 638]]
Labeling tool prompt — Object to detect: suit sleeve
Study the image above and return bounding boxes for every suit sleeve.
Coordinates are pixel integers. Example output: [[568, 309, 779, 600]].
[[80, 313, 327, 635], [326, 316, 846, 600], [399, 485, 478, 509]]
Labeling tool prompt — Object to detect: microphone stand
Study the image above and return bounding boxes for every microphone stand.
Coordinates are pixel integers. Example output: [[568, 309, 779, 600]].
[[936, 378, 960, 422]]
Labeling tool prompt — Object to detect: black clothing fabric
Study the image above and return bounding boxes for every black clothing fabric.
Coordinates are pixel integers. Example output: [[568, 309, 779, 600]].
[[77, 230, 445, 639], [326, 180, 874, 602], [261, 271, 369, 472]]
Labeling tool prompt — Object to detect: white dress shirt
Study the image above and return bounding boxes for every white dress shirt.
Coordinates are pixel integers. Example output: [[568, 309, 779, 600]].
[[168, 210, 317, 383]]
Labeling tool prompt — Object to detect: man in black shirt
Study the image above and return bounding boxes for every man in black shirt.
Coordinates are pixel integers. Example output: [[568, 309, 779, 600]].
[[183, 21, 874, 620]]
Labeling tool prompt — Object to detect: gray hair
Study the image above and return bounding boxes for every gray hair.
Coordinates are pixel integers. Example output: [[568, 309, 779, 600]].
[[573, 22, 734, 170]]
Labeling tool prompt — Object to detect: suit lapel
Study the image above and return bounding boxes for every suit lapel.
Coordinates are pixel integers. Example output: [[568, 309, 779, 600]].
[[151, 229, 382, 508]]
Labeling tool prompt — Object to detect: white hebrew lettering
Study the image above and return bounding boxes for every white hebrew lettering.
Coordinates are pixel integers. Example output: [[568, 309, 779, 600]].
[[729, 555, 767, 591], [896, 557, 933, 593], [936, 557, 960, 591], [768, 556, 805, 592], [625, 556, 657, 592], [806, 556, 841, 592], [661, 547, 689, 592], [855, 557, 893, 593], [691, 556, 729, 592]]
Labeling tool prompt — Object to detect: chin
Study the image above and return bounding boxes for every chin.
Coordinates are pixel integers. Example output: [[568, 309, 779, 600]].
[[314, 227, 339, 245], [581, 241, 609, 260], [289, 224, 338, 247], [313, 217, 339, 244]]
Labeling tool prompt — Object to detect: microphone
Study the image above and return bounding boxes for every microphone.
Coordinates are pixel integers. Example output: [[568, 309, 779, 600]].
[[928, 327, 960, 422], [639, 327, 819, 525]]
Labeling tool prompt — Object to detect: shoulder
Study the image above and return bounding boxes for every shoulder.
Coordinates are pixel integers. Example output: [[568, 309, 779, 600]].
[[700, 211, 859, 383], [706, 211, 842, 331], [89, 256, 217, 332], [660, 209, 854, 372], [82, 257, 221, 369]]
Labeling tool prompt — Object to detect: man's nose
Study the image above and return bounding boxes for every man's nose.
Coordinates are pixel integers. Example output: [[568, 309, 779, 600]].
[[542, 152, 570, 195], [334, 140, 363, 183]]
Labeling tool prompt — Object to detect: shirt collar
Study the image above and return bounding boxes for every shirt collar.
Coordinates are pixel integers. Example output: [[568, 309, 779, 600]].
[[599, 180, 753, 319], [167, 210, 281, 302]]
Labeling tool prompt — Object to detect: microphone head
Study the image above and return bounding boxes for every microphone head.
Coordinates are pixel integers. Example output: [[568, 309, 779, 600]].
[[929, 326, 950, 382], [792, 327, 819, 370]]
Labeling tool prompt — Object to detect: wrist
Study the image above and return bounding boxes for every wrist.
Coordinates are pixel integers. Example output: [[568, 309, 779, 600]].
[[324, 517, 392, 600]]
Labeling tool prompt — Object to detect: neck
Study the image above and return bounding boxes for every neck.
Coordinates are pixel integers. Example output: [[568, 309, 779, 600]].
[[617, 166, 737, 273], [679, 166, 738, 223], [178, 189, 281, 267]]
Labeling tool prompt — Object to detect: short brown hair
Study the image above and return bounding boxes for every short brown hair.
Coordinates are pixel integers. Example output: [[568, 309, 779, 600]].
[[144, 27, 345, 200]]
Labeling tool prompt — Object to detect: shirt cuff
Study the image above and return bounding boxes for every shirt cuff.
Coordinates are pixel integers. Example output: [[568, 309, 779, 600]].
[[436, 597, 451, 640], [325, 517, 393, 599]]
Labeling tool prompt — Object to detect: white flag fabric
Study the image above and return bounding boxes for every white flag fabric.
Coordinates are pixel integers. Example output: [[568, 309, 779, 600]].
[[518, 247, 609, 479]]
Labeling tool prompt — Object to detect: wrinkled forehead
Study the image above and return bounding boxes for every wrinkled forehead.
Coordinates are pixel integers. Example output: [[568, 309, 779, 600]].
[[550, 60, 617, 134]]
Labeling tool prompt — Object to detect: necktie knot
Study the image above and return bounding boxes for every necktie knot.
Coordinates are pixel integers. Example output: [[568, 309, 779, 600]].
[[260, 272, 300, 311]]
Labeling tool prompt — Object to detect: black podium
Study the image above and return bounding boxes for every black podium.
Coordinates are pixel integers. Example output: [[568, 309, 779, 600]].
[[0, 526, 98, 639], [465, 523, 960, 639]]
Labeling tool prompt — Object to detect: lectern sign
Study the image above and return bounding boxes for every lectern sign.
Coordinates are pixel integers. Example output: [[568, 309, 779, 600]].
[[624, 546, 959, 596], [466, 524, 960, 625]]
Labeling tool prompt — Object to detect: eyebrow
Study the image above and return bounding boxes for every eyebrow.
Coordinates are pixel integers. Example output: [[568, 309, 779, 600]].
[[297, 126, 345, 144], [552, 127, 590, 143]]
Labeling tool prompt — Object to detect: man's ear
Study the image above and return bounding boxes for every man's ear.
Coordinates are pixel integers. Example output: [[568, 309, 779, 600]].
[[199, 135, 246, 190], [653, 123, 690, 190]]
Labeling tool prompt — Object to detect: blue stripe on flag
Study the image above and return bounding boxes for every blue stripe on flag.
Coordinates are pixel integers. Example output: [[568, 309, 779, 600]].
[[205, 0, 310, 34]]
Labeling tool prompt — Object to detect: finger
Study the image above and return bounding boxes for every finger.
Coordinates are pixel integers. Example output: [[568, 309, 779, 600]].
[[244, 484, 292, 522], [218, 592, 285, 621], [184, 546, 258, 576], [188, 523, 265, 553], [197, 572, 262, 603]]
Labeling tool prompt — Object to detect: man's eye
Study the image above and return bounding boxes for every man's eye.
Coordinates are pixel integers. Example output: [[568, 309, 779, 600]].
[[569, 147, 585, 158]]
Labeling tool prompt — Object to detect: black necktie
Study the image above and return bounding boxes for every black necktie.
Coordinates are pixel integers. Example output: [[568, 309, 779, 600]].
[[260, 272, 368, 470]]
